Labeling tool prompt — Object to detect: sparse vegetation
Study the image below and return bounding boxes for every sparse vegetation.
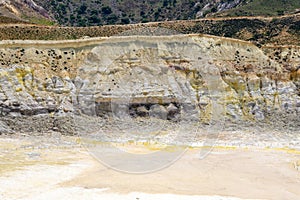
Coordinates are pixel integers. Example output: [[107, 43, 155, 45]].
[[33, 0, 300, 27], [22, 16, 57, 26], [0, 15, 299, 46], [33, 0, 241, 26], [215, 0, 300, 17]]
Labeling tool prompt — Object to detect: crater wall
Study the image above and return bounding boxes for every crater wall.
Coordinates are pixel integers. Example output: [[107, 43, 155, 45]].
[[0, 35, 299, 134]]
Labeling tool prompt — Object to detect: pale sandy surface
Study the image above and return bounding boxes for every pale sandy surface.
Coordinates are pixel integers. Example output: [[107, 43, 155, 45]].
[[0, 135, 300, 200]]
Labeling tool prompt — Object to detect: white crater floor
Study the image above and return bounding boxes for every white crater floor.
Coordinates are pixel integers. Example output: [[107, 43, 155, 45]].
[[0, 134, 300, 200]]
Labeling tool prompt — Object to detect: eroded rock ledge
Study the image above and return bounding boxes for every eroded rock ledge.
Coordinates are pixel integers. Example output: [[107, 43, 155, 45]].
[[0, 34, 299, 134]]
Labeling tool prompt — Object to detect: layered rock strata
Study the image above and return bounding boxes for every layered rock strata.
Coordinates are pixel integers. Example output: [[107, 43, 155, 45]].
[[0, 34, 299, 134]]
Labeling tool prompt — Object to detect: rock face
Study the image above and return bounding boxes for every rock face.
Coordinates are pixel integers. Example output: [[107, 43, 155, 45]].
[[0, 34, 299, 134]]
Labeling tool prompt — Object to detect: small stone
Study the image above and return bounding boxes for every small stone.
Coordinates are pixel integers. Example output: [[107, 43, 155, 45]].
[[247, 102, 256, 108], [35, 97, 43, 103], [12, 101, 20, 107], [60, 101, 74, 113], [167, 103, 178, 113], [47, 103, 57, 112], [8, 112, 21, 117], [33, 106, 48, 115]]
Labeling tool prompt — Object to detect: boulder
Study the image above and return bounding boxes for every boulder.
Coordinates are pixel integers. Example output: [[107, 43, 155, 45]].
[[149, 104, 167, 120], [136, 105, 149, 117], [167, 103, 179, 119]]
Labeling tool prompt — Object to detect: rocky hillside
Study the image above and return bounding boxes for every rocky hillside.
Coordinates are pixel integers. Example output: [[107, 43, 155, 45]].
[[1, 0, 299, 27], [216, 0, 300, 17], [0, 0, 54, 25], [34, 0, 300, 26], [0, 34, 299, 134], [34, 0, 244, 26], [0, 14, 299, 46]]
